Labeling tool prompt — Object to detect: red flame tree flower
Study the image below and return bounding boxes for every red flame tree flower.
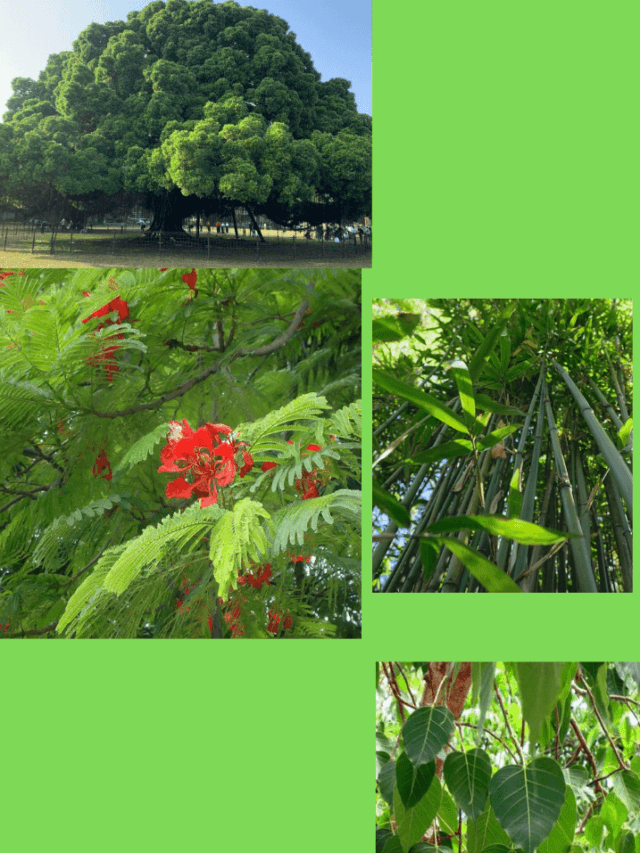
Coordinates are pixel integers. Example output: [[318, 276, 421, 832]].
[[81, 294, 132, 381], [158, 419, 254, 509]]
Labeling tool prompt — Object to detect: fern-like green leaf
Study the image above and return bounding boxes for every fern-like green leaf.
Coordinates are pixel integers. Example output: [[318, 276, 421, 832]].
[[328, 400, 362, 438], [56, 545, 127, 635], [113, 423, 167, 473], [270, 489, 361, 554], [103, 503, 223, 595], [239, 393, 331, 454], [208, 498, 272, 600]]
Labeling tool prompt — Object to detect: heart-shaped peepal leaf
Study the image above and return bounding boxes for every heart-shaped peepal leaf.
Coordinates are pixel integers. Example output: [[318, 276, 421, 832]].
[[396, 753, 436, 808], [537, 784, 576, 853], [466, 800, 511, 853], [489, 757, 566, 853], [402, 706, 455, 768], [443, 748, 492, 818], [394, 778, 442, 853]]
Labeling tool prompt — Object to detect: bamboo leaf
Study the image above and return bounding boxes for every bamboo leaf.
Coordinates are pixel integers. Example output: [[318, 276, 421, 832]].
[[373, 313, 421, 344], [618, 417, 632, 449], [409, 438, 474, 465], [419, 539, 439, 585], [373, 481, 411, 528], [446, 358, 476, 431], [373, 369, 469, 433], [409, 426, 520, 466], [499, 331, 511, 372], [476, 424, 521, 451], [508, 469, 522, 519], [468, 302, 517, 382], [429, 537, 523, 593], [427, 515, 571, 546], [475, 394, 526, 417]]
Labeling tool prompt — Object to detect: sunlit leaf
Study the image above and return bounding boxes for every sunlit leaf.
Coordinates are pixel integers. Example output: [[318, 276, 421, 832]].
[[427, 515, 570, 546], [428, 537, 523, 593], [394, 777, 442, 853], [373, 369, 469, 433]]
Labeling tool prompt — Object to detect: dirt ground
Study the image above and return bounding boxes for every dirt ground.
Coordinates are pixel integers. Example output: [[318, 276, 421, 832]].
[[0, 250, 370, 269]]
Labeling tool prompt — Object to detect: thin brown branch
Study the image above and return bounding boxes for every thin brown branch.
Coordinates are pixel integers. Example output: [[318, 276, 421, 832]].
[[570, 717, 605, 795], [0, 488, 46, 513], [232, 293, 312, 357], [62, 541, 111, 587], [577, 670, 628, 770], [91, 295, 312, 419]]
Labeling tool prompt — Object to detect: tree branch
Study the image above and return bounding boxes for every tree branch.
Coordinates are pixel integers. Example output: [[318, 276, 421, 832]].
[[90, 292, 313, 419], [232, 291, 312, 357]]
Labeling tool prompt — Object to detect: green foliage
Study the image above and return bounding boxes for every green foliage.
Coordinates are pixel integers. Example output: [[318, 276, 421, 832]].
[[208, 499, 271, 600], [2, 2, 370, 227], [1, 268, 361, 638], [374, 299, 633, 593], [377, 663, 640, 853]]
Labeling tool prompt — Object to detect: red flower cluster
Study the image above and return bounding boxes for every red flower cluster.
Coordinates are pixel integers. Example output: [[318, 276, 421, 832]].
[[267, 610, 293, 633], [1, 622, 10, 633], [238, 563, 271, 590], [92, 449, 113, 481], [82, 294, 130, 327], [182, 268, 198, 297], [288, 553, 312, 563], [295, 469, 322, 500], [158, 419, 253, 509], [0, 269, 23, 285], [82, 295, 131, 381]]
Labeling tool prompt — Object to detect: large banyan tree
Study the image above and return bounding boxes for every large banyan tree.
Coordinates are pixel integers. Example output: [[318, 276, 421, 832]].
[[373, 299, 632, 593], [0, 0, 371, 233]]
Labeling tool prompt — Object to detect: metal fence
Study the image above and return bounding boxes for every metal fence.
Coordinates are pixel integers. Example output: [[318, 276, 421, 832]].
[[1, 221, 371, 263]]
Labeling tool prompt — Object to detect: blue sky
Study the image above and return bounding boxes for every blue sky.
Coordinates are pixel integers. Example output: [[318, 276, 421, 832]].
[[0, 0, 371, 120]]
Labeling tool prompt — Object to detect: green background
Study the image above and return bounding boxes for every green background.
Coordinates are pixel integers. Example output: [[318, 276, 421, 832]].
[[3, 2, 638, 850]]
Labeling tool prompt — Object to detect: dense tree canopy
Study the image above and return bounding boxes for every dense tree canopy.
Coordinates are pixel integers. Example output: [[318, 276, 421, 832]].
[[0, 268, 361, 638], [373, 299, 632, 593], [0, 0, 371, 231], [377, 661, 640, 853]]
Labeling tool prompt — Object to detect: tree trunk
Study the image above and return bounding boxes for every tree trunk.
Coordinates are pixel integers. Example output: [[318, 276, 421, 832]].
[[232, 207, 239, 239], [146, 188, 192, 235], [245, 203, 265, 242]]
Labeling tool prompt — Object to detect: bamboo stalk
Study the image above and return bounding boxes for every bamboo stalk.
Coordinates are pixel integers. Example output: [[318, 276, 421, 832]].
[[512, 388, 545, 583], [552, 361, 632, 516], [543, 376, 598, 592], [606, 352, 629, 423], [586, 376, 623, 432], [603, 473, 633, 592]]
